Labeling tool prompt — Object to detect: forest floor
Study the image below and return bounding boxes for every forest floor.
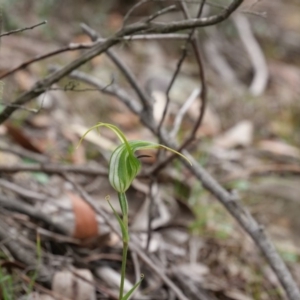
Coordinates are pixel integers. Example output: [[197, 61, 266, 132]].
[[0, 1, 299, 299]]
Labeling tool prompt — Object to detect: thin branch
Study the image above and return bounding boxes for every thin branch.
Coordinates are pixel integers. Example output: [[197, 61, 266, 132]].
[[170, 88, 200, 138], [80, 23, 98, 41], [131, 0, 244, 33], [0, 34, 188, 80], [123, 0, 148, 27], [233, 13, 269, 96], [0, 144, 49, 163], [0, 43, 93, 80], [65, 68, 142, 116], [178, 0, 207, 145], [0, 102, 41, 113], [0, 38, 117, 124], [152, 0, 208, 174], [0, 163, 108, 176], [0, 20, 47, 37], [0, 178, 48, 202], [45, 76, 114, 92], [74, 33, 190, 44], [156, 43, 187, 131], [49, 87, 111, 92], [157, 0, 206, 133], [0, 0, 243, 125], [123, 33, 189, 40], [124, 0, 265, 18], [145, 5, 177, 23], [0, 195, 66, 234], [81, 23, 153, 114]]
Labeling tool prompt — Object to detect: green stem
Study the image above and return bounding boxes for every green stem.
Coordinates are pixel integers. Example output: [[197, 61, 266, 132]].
[[118, 192, 129, 300], [118, 193, 128, 221], [119, 239, 128, 300]]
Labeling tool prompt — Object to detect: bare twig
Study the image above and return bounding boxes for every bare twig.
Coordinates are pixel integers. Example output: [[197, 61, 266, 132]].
[[0, 43, 94, 80], [0, 144, 49, 163], [95, 33, 190, 42], [0, 195, 66, 234], [156, 43, 187, 131], [0, 178, 48, 201], [145, 5, 177, 23], [124, 0, 265, 18], [0, 34, 188, 80], [0, 102, 42, 113], [178, 0, 207, 145], [157, 0, 206, 133], [123, 33, 189, 40], [0, 163, 108, 176], [35, 227, 80, 245], [0, 20, 47, 37], [80, 23, 98, 41], [157, 1, 204, 133], [105, 49, 154, 113], [170, 88, 200, 138], [233, 13, 268, 96], [152, 0, 208, 174], [81, 23, 153, 114], [123, 0, 148, 26], [66, 69, 142, 116], [124, 33, 189, 40], [0, 0, 243, 124]]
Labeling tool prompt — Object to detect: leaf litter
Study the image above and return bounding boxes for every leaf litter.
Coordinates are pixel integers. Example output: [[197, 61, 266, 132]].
[[0, 1, 299, 299]]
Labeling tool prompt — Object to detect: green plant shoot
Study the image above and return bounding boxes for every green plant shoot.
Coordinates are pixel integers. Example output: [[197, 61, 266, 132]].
[[79, 122, 191, 300]]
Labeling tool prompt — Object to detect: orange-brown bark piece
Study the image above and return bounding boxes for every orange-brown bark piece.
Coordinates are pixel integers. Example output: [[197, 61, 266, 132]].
[[68, 191, 99, 239]]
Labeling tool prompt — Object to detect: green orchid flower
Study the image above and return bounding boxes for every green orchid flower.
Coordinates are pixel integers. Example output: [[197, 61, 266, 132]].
[[79, 122, 191, 194], [79, 122, 191, 300]]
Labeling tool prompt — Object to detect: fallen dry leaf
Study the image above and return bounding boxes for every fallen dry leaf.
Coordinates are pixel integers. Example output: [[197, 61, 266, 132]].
[[4, 122, 44, 153], [214, 120, 253, 149], [68, 191, 99, 239], [257, 140, 300, 158]]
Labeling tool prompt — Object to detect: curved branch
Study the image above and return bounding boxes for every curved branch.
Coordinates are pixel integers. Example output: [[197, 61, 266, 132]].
[[0, 20, 47, 37], [0, 0, 243, 125]]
